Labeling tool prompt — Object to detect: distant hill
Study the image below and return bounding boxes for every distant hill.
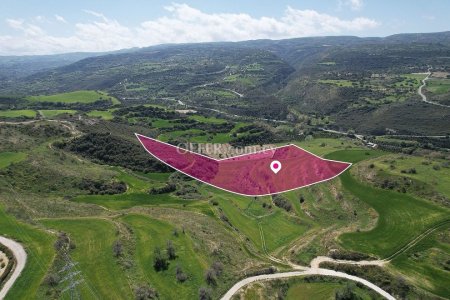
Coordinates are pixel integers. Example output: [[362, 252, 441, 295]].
[[1, 31, 450, 135]]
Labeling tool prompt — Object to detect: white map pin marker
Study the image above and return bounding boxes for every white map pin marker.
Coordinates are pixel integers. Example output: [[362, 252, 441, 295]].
[[270, 160, 282, 174]]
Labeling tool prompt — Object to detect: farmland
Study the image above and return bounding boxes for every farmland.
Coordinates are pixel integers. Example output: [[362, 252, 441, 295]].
[[0, 110, 36, 118], [27, 90, 119, 104]]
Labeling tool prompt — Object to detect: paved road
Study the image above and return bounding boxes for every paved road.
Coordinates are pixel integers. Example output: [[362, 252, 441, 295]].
[[0, 236, 27, 300], [220, 268, 396, 300]]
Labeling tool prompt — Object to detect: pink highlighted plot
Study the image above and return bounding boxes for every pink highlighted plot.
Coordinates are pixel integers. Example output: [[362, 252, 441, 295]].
[[136, 134, 351, 196]]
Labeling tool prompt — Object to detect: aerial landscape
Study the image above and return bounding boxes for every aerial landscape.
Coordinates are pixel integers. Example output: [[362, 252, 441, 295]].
[[0, 1, 449, 299]]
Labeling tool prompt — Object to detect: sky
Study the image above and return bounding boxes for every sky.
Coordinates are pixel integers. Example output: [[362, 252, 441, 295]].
[[0, 0, 448, 55]]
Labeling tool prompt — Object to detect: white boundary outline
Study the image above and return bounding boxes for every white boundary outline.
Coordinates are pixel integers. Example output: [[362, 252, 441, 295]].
[[135, 133, 352, 197]]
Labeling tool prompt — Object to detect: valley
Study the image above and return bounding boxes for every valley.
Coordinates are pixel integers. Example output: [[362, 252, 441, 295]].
[[0, 31, 449, 300]]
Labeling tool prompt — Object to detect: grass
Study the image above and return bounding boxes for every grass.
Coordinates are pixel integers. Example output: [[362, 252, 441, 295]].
[[73, 192, 196, 210], [121, 214, 208, 300], [86, 109, 116, 120], [188, 115, 227, 124], [0, 152, 27, 168], [371, 153, 450, 199], [41, 218, 133, 299], [425, 78, 450, 94], [211, 188, 309, 252], [0, 206, 54, 300], [390, 223, 450, 298], [0, 110, 36, 118], [294, 138, 365, 157], [286, 282, 372, 300], [27, 90, 120, 104], [326, 150, 449, 258], [39, 110, 76, 118]]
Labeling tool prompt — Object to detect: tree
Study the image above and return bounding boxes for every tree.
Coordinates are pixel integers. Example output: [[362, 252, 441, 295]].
[[166, 240, 176, 260], [153, 247, 168, 271]]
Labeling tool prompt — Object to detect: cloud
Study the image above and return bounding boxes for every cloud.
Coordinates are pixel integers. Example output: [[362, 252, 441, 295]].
[[339, 0, 364, 11], [0, 3, 379, 55], [55, 14, 67, 24]]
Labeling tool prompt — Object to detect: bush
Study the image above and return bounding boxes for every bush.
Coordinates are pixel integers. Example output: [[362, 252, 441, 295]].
[[273, 194, 292, 212], [198, 287, 212, 300], [44, 273, 60, 287], [134, 284, 158, 300], [113, 240, 123, 257], [204, 269, 216, 285], [149, 183, 176, 194], [166, 240, 176, 260], [153, 247, 168, 271], [176, 265, 188, 283], [335, 283, 362, 300]]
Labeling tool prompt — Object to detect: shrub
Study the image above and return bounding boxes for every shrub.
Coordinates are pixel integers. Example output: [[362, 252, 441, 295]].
[[113, 240, 123, 257], [198, 287, 212, 300], [176, 265, 188, 283], [273, 194, 292, 212], [44, 273, 60, 287], [134, 284, 158, 300], [166, 240, 176, 260], [153, 247, 168, 271]]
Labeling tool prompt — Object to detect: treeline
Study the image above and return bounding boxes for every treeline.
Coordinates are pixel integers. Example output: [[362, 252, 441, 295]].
[[161, 119, 235, 134], [272, 194, 293, 212], [230, 124, 280, 147], [114, 105, 178, 119], [77, 178, 127, 195], [59, 133, 170, 173]]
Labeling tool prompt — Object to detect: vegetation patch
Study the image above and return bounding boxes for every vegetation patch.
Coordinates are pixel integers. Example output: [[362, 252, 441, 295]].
[[27, 90, 119, 104]]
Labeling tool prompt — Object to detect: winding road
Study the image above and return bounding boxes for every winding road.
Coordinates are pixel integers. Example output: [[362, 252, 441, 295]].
[[221, 268, 395, 300], [220, 216, 450, 299], [0, 236, 27, 300], [417, 70, 450, 108]]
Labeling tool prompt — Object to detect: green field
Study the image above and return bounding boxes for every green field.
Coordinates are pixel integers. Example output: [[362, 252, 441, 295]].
[[27, 91, 119, 104], [390, 223, 450, 298], [326, 150, 449, 258], [86, 109, 116, 120], [73, 192, 197, 210], [72, 168, 203, 210], [295, 138, 364, 156], [121, 214, 208, 300], [188, 115, 227, 124], [41, 218, 134, 299], [286, 282, 373, 300], [370, 153, 450, 198], [39, 110, 76, 118], [425, 78, 450, 94], [0, 152, 27, 168], [0, 207, 54, 300], [0, 110, 36, 118], [210, 188, 309, 253]]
